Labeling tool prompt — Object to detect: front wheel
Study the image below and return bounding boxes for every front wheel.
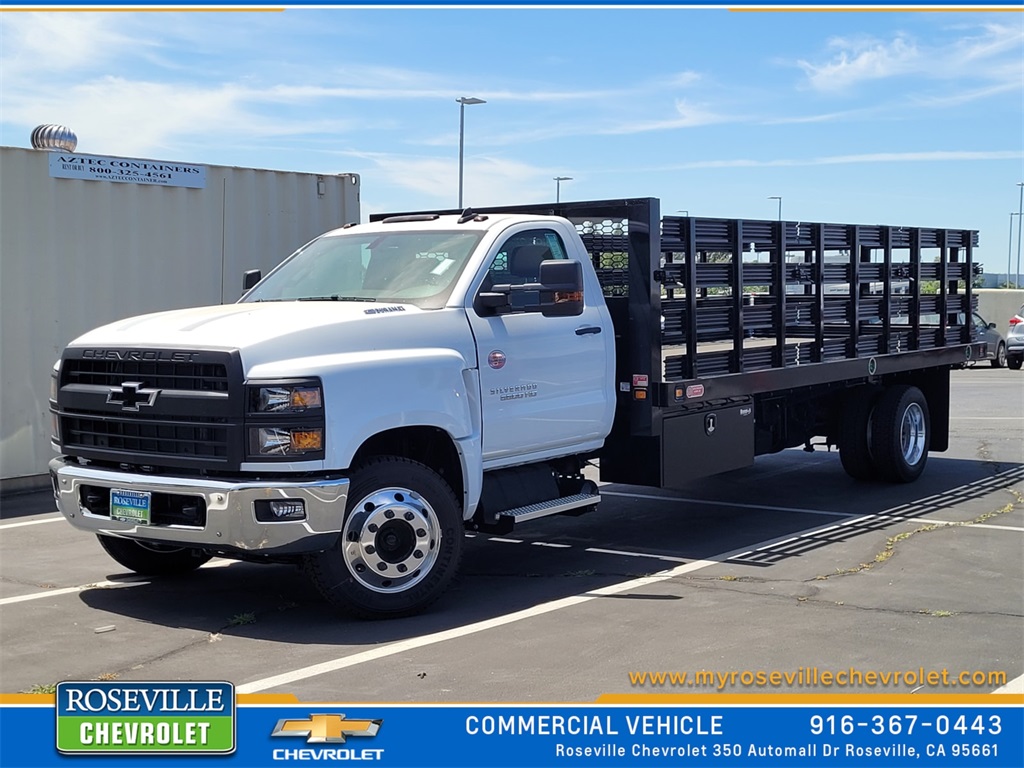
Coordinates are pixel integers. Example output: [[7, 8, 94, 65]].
[[869, 385, 930, 483], [305, 457, 463, 619], [97, 535, 212, 575], [991, 342, 1006, 368]]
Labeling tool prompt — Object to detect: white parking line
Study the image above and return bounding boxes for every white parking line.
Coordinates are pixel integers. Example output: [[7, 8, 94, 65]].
[[0, 515, 63, 530], [238, 558, 723, 694], [235, 467, 1024, 693], [0, 559, 234, 606], [0, 579, 148, 606], [601, 491, 848, 518], [585, 547, 688, 563], [950, 417, 1024, 420], [918, 521, 1024, 532], [993, 673, 1024, 694], [237, 508, 891, 694]]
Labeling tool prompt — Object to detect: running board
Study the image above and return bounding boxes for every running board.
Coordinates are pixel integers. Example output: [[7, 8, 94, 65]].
[[497, 492, 600, 522]]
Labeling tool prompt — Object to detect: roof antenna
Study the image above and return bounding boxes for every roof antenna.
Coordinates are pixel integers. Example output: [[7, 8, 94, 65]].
[[457, 207, 476, 224]]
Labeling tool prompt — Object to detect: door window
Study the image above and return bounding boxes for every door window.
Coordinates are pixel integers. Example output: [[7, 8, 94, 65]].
[[478, 229, 568, 313]]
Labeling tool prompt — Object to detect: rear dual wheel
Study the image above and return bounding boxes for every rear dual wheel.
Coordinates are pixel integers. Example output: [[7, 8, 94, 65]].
[[870, 385, 930, 483], [838, 384, 930, 484]]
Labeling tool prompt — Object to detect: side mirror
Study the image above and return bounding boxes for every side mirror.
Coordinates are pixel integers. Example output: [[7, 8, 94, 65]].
[[988, 322, 997, 330], [242, 269, 262, 291], [476, 259, 585, 317], [539, 260, 584, 317]]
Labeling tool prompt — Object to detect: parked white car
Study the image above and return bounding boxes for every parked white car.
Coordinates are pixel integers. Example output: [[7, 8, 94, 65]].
[[1007, 304, 1024, 370]]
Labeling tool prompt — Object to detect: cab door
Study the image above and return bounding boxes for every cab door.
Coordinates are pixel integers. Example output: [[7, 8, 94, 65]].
[[466, 224, 615, 464]]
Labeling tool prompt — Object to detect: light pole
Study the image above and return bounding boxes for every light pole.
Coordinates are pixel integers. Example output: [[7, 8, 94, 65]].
[[1009, 212, 1021, 288], [553, 176, 572, 203], [768, 197, 783, 263], [1016, 182, 1023, 288], [456, 96, 486, 209]]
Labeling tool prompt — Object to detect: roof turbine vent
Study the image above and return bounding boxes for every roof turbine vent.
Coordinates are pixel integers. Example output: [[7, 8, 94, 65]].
[[30, 124, 78, 152]]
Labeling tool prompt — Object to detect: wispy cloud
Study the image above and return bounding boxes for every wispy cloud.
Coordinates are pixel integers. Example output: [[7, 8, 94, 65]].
[[332, 149, 555, 210], [0, 14, 140, 77], [796, 22, 1024, 95], [798, 35, 920, 92], [656, 150, 1022, 172]]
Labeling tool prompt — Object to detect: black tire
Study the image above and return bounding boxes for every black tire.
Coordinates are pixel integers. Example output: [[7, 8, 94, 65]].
[[97, 535, 212, 576], [838, 387, 880, 481], [304, 457, 463, 619], [1008, 355, 1023, 371], [991, 342, 1006, 368], [869, 385, 930, 483]]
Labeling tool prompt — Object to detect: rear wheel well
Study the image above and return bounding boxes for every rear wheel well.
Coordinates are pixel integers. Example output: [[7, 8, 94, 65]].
[[352, 427, 464, 508]]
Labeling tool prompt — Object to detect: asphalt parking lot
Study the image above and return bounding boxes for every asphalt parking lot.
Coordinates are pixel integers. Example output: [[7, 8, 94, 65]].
[[1, 368, 1021, 702]]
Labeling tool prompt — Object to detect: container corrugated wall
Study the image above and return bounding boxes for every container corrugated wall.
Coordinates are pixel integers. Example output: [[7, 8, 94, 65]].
[[0, 146, 360, 489]]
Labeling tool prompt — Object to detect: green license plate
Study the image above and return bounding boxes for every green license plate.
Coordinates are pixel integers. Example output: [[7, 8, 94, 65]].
[[110, 489, 151, 525]]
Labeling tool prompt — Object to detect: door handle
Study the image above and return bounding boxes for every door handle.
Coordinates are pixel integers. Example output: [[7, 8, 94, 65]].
[[575, 326, 602, 336]]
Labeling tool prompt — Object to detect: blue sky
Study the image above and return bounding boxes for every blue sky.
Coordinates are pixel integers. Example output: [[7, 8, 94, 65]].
[[1, 8, 1022, 274]]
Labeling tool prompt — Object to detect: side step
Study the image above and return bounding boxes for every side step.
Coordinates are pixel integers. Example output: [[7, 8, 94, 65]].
[[497, 492, 600, 523]]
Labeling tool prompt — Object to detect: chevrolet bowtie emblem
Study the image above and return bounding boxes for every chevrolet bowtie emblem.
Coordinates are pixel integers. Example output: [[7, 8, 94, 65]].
[[106, 381, 159, 411], [270, 714, 382, 744]]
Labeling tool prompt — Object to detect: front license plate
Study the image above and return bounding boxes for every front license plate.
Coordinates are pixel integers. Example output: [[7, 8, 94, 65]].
[[110, 489, 151, 525]]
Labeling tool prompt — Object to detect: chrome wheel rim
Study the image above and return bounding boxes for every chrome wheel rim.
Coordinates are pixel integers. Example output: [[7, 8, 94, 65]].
[[342, 487, 440, 594], [900, 403, 926, 466]]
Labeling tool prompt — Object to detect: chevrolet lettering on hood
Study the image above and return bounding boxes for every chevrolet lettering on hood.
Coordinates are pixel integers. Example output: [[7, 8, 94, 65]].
[[82, 349, 200, 363]]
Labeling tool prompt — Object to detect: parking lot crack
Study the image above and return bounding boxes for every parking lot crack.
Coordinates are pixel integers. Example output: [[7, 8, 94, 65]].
[[810, 493, 1018, 582]]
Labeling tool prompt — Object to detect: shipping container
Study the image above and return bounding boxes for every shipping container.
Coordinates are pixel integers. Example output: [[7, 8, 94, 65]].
[[0, 145, 360, 490]]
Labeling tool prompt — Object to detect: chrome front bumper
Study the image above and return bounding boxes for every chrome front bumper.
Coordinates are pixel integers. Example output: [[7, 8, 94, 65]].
[[49, 457, 349, 555]]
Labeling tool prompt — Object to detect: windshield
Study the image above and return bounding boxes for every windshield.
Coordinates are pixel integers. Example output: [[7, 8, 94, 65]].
[[242, 230, 484, 309]]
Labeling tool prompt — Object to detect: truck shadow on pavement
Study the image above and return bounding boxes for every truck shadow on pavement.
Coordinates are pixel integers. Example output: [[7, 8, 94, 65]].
[[76, 453, 1022, 650]]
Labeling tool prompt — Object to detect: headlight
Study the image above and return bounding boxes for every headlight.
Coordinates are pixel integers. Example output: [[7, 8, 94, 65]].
[[249, 427, 324, 457], [245, 379, 325, 461], [50, 360, 60, 403], [50, 361, 61, 443], [252, 384, 323, 412]]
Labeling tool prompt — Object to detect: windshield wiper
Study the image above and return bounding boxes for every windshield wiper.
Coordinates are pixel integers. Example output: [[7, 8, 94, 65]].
[[296, 295, 377, 302]]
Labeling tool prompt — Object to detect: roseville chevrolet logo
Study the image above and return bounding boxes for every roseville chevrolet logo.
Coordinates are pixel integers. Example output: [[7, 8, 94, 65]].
[[270, 715, 382, 744], [106, 381, 160, 411]]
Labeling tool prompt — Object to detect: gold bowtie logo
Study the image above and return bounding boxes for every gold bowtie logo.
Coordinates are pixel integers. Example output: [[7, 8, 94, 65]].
[[271, 714, 382, 744]]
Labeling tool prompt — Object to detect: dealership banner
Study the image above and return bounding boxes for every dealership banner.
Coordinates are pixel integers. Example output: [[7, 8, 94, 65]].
[[1, 688, 1021, 768]]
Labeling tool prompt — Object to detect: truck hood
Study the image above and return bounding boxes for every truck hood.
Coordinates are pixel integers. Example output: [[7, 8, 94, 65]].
[[68, 301, 472, 373]]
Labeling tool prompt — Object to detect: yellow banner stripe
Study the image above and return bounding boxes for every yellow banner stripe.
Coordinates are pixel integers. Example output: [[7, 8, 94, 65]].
[[597, 693, 1024, 705]]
